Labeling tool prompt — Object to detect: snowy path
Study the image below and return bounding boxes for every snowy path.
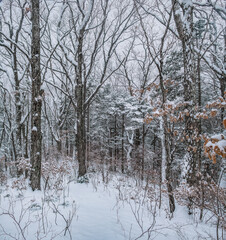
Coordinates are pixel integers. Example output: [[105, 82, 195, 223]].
[[0, 175, 218, 240], [67, 182, 216, 240], [69, 183, 131, 240]]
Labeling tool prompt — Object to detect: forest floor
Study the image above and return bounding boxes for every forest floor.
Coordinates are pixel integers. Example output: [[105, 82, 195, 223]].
[[0, 164, 220, 240]]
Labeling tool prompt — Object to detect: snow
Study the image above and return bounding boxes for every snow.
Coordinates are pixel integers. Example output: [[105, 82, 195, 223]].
[[210, 134, 225, 141], [131, 118, 144, 123], [35, 96, 42, 102], [180, 0, 193, 8], [0, 173, 218, 240], [206, 134, 226, 153], [32, 126, 37, 132], [0, 0, 224, 239], [215, 139, 226, 152]]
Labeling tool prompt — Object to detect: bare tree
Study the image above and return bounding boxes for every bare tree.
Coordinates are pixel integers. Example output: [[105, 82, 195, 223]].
[[43, 0, 136, 180], [0, 0, 30, 175]]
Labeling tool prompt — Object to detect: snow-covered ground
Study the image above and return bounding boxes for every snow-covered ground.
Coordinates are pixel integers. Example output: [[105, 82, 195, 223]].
[[0, 173, 219, 240]]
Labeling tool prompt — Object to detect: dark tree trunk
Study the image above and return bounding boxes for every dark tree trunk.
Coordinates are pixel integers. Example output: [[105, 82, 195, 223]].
[[197, 57, 202, 172], [0, 11, 2, 42], [158, 11, 175, 213], [76, 32, 86, 178], [86, 105, 90, 166], [15, 57, 22, 175], [219, 7, 225, 123], [121, 113, 125, 173], [30, 0, 42, 191], [57, 139, 62, 153], [159, 70, 176, 213], [65, 122, 69, 156], [114, 114, 117, 171], [219, 25, 225, 122], [141, 115, 145, 180]]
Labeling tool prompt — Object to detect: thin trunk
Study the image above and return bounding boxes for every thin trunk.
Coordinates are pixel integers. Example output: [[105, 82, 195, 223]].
[[197, 57, 202, 171], [109, 128, 113, 170], [66, 122, 69, 156], [220, 22, 226, 123], [141, 114, 145, 180], [114, 114, 117, 171], [159, 26, 175, 212], [160, 118, 166, 183], [24, 114, 29, 179], [15, 58, 22, 175], [0, 8, 2, 42], [57, 126, 62, 154], [121, 113, 125, 173], [76, 31, 86, 178], [86, 105, 90, 168]]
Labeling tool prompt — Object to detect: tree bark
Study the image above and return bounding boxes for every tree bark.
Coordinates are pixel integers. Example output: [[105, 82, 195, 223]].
[[114, 114, 117, 171], [121, 113, 125, 173], [30, 0, 42, 191], [173, 0, 198, 186], [76, 31, 86, 178]]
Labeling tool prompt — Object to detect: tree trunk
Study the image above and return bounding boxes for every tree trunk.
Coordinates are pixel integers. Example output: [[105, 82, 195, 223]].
[[76, 32, 86, 178], [86, 105, 90, 167], [114, 114, 117, 171], [121, 113, 125, 173], [30, 0, 42, 191], [141, 114, 145, 180], [220, 22, 226, 123], [197, 57, 202, 172], [14, 55, 22, 176], [173, 0, 197, 186]]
